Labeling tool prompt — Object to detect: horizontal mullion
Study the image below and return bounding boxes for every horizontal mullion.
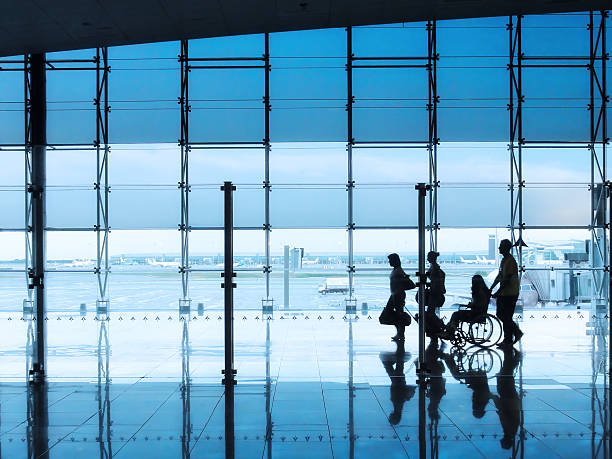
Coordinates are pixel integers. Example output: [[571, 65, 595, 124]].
[[352, 56, 429, 61], [189, 65, 265, 70]]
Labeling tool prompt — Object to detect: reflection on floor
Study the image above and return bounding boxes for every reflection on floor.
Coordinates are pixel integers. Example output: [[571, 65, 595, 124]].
[[0, 309, 608, 458]]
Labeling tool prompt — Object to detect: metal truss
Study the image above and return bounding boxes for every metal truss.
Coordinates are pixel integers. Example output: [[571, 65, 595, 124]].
[[346, 26, 356, 304], [427, 20, 440, 251], [24, 55, 34, 311], [508, 15, 525, 267], [589, 11, 609, 306], [264, 33, 272, 305], [95, 48, 111, 311], [179, 40, 191, 307]]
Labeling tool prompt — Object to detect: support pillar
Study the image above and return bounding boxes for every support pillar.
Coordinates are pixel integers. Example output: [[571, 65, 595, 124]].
[[427, 20, 439, 251], [508, 16, 525, 269], [416, 183, 429, 374], [28, 53, 46, 383], [221, 181, 236, 387], [346, 26, 356, 310], [179, 40, 191, 314], [263, 33, 273, 313], [95, 47, 110, 316]]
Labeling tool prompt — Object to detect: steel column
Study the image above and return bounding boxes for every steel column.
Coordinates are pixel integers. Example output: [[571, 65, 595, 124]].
[[347, 26, 356, 303], [28, 53, 46, 383], [222, 181, 236, 386], [264, 33, 272, 304], [416, 183, 429, 373], [95, 47, 110, 312], [508, 16, 525, 269], [179, 40, 191, 308], [589, 11, 609, 309], [427, 20, 439, 251]]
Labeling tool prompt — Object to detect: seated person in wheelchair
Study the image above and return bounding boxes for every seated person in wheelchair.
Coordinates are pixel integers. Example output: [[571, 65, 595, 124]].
[[446, 274, 490, 332]]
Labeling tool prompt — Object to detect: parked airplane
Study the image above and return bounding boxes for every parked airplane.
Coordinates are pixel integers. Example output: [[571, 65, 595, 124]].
[[67, 258, 94, 268], [302, 258, 319, 265], [459, 257, 480, 264], [476, 256, 496, 265], [146, 258, 180, 268], [459, 256, 495, 265]]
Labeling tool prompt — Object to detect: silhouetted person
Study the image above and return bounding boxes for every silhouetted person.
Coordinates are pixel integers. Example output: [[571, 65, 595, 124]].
[[379, 341, 416, 425], [415, 251, 446, 339], [490, 239, 523, 346], [381, 253, 415, 342], [424, 339, 446, 422], [425, 251, 446, 336], [447, 275, 490, 331], [491, 347, 522, 450]]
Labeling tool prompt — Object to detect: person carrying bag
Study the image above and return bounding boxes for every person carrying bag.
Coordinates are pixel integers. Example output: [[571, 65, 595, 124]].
[[380, 253, 416, 341]]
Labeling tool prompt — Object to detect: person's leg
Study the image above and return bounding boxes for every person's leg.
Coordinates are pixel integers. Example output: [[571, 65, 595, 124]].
[[507, 295, 523, 342], [393, 324, 405, 340], [448, 309, 471, 330], [496, 296, 513, 344]]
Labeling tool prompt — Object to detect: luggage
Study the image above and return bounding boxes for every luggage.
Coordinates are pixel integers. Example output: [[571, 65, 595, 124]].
[[379, 307, 412, 327]]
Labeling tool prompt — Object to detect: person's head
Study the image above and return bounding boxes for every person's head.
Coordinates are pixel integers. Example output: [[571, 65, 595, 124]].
[[498, 239, 512, 255], [471, 274, 487, 294], [427, 251, 440, 264], [388, 253, 401, 268]]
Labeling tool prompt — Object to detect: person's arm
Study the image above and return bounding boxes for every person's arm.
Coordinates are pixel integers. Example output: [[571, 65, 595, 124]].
[[490, 270, 502, 291]]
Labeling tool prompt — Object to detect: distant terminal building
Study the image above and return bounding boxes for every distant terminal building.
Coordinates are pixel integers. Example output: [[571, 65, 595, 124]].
[[290, 248, 304, 271], [488, 235, 496, 260]]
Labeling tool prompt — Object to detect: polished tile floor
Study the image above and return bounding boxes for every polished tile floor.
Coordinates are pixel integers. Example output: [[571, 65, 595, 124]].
[[0, 309, 608, 458]]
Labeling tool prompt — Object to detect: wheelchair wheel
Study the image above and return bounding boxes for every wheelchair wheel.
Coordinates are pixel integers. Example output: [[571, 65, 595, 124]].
[[468, 347, 502, 376], [468, 314, 497, 347], [450, 329, 467, 348], [484, 314, 503, 347]]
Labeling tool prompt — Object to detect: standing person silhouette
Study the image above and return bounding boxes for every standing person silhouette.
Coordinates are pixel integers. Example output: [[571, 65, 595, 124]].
[[424, 251, 446, 337], [490, 239, 523, 347], [382, 253, 415, 342]]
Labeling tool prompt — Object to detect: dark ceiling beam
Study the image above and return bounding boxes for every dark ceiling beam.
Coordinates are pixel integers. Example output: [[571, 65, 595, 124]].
[[0, 0, 609, 57]]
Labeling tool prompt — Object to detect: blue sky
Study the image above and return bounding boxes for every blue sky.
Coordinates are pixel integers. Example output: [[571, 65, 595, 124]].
[[0, 13, 606, 258]]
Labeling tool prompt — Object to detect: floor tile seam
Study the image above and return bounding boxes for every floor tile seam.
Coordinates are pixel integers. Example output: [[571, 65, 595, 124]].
[[112, 385, 182, 457], [269, 319, 289, 408], [312, 321, 336, 459], [37, 401, 113, 457], [189, 390, 225, 455], [366, 375, 415, 457], [533, 393, 596, 422]]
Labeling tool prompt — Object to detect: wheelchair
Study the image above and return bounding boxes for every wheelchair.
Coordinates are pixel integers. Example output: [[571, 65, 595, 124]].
[[444, 307, 503, 349]]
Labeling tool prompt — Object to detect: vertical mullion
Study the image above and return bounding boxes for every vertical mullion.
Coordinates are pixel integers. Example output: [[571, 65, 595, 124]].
[[179, 40, 190, 304], [95, 47, 110, 305], [427, 20, 438, 251], [346, 26, 355, 302], [264, 33, 272, 302]]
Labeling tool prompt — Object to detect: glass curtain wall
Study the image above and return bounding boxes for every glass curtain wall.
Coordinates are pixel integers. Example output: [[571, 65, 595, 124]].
[[0, 12, 607, 314]]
